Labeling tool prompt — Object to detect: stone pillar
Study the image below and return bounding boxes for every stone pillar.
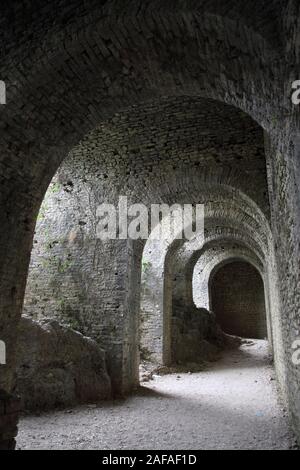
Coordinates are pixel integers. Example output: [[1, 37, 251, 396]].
[[265, 124, 300, 442], [0, 391, 20, 450], [0, 166, 46, 450]]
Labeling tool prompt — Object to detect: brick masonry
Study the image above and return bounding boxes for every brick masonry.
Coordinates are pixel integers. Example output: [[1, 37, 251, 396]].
[[0, 0, 299, 447]]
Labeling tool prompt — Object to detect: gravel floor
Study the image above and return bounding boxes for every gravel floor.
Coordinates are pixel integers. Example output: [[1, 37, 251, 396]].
[[17, 340, 297, 450]]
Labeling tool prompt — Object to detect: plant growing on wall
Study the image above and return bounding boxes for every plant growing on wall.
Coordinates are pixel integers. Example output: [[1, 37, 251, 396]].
[[142, 260, 152, 275]]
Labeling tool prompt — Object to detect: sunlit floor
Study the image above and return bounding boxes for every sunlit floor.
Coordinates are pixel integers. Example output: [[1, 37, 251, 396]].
[[17, 340, 296, 450]]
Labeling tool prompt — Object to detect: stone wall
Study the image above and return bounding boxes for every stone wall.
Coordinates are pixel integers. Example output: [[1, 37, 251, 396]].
[[266, 125, 300, 440], [0, 0, 299, 447], [140, 238, 169, 364]]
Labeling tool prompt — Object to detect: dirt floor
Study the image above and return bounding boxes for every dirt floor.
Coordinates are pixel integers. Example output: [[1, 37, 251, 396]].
[[17, 340, 297, 450]]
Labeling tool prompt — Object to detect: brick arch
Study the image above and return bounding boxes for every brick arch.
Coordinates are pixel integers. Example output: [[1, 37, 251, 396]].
[[0, 6, 281, 391], [192, 245, 271, 340], [140, 187, 271, 365], [0, 5, 283, 213], [171, 231, 268, 315], [209, 259, 268, 339], [194, 248, 264, 310], [1, 1, 300, 447], [22, 93, 271, 374], [169, 214, 282, 353]]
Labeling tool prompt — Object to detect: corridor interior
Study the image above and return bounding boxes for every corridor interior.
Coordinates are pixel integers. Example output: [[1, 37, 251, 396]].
[[0, 0, 300, 451]]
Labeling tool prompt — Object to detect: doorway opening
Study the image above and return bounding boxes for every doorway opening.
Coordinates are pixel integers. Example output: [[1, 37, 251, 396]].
[[209, 260, 267, 339]]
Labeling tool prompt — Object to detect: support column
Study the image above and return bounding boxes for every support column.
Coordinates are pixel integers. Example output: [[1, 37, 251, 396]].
[[0, 391, 21, 450]]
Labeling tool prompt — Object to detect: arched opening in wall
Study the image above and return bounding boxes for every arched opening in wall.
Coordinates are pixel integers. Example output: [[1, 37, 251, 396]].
[[18, 133, 144, 410], [139, 217, 185, 372], [133, 91, 279, 379], [17, 91, 276, 413], [19, 170, 115, 411], [140, 239, 166, 366], [3, 0, 299, 450], [14, 91, 285, 448], [13, 108, 288, 449], [209, 260, 267, 340]]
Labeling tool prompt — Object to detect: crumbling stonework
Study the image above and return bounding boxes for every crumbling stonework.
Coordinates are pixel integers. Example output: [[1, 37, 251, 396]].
[[172, 305, 240, 365], [16, 317, 111, 411], [0, 0, 299, 449]]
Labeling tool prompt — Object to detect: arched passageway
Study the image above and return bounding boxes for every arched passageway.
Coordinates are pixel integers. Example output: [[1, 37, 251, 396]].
[[209, 260, 267, 339], [0, 0, 299, 450]]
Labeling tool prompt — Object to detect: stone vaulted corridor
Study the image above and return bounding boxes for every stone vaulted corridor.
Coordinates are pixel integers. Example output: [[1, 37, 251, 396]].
[[0, 0, 300, 452]]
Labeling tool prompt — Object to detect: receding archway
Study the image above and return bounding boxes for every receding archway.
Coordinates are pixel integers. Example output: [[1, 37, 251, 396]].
[[209, 260, 267, 339], [1, 1, 299, 449]]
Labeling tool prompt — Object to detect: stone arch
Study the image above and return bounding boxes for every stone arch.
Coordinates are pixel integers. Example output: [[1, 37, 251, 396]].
[[193, 246, 272, 343], [22, 93, 270, 378], [1, 1, 300, 446], [168, 209, 279, 359], [0, 4, 285, 392], [209, 259, 268, 339], [193, 248, 264, 310], [140, 184, 272, 366]]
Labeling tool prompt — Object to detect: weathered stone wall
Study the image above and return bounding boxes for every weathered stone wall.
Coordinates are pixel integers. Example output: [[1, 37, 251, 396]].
[[210, 261, 267, 339], [140, 238, 169, 364], [22, 165, 136, 394], [265, 123, 300, 440], [0, 0, 299, 447]]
